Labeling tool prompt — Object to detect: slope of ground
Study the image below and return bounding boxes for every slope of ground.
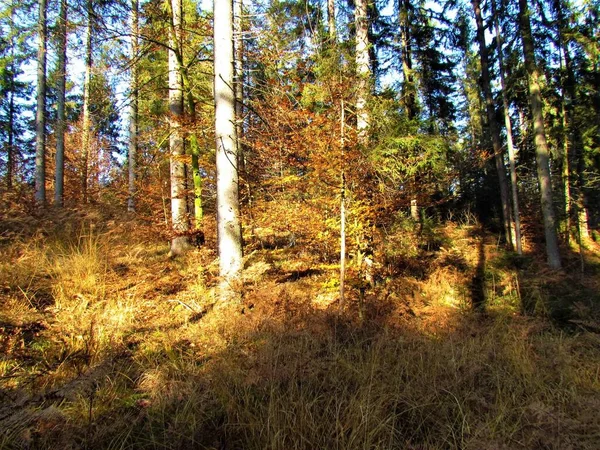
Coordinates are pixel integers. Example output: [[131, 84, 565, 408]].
[[1, 206, 599, 449]]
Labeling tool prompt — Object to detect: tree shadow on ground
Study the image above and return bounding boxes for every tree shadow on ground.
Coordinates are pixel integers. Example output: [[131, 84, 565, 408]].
[[2, 218, 600, 449]]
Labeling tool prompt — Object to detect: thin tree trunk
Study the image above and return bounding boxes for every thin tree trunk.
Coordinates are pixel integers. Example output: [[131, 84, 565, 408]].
[[7, 88, 14, 190], [554, 0, 591, 245], [404, 2, 417, 225], [215, 0, 243, 286], [518, 0, 561, 269], [183, 76, 203, 233], [6, 1, 16, 190], [234, 0, 244, 176], [339, 100, 346, 309], [190, 136, 203, 232], [492, 0, 522, 255], [168, 0, 190, 256], [399, 0, 415, 120], [80, 0, 93, 204], [472, 0, 513, 249], [328, 0, 336, 41], [355, 0, 370, 143], [34, 0, 47, 204], [54, 0, 67, 206], [128, 0, 138, 212]]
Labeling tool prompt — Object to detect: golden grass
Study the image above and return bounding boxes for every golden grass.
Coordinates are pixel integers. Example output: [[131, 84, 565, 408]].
[[1, 209, 599, 449]]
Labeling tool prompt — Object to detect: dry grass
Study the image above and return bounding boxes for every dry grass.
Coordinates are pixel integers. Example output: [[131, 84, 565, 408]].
[[1, 208, 600, 449]]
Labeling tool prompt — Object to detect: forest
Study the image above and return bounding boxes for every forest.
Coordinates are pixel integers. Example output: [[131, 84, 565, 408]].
[[1, 0, 600, 448]]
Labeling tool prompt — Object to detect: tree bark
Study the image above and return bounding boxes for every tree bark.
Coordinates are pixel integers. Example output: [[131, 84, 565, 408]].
[[215, 0, 243, 284], [128, 0, 138, 213], [34, 0, 47, 204], [492, 0, 522, 254], [472, 0, 513, 249], [554, 0, 590, 244], [80, 0, 93, 204], [7, 83, 14, 190], [168, 0, 190, 256], [518, 0, 562, 269], [354, 0, 370, 144], [399, 0, 415, 120], [234, 0, 244, 172], [339, 100, 346, 309], [54, 0, 67, 206], [328, 0, 336, 41]]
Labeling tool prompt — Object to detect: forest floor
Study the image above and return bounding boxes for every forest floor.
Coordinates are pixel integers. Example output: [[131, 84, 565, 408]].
[[1, 205, 600, 449]]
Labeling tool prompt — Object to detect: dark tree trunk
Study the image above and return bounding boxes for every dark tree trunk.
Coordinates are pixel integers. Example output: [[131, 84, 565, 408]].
[[472, 0, 513, 248], [54, 0, 67, 206], [519, 0, 562, 269], [34, 0, 47, 204]]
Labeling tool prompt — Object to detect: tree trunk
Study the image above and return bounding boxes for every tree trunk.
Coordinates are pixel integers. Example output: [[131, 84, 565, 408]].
[[34, 0, 47, 204], [6, 1, 16, 190], [328, 0, 336, 41], [355, 0, 370, 143], [518, 0, 562, 269], [80, 0, 93, 204], [339, 100, 346, 309], [399, 0, 415, 120], [492, 0, 522, 254], [168, 0, 190, 256], [54, 0, 67, 206], [472, 0, 513, 249], [554, 0, 591, 245], [127, 0, 138, 213], [215, 0, 243, 285], [234, 0, 244, 173], [7, 86, 14, 190]]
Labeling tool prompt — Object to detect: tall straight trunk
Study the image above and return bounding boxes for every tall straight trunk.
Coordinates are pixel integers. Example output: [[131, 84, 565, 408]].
[[492, 0, 522, 254], [184, 71, 203, 232], [54, 0, 67, 206], [518, 0, 561, 269], [554, 0, 590, 244], [328, 0, 336, 41], [6, 1, 16, 190], [215, 0, 243, 284], [168, 0, 189, 256], [400, 0, 418, 216], [34, 0, 47, 204], [234, 0, 243, 170], [354, 0, 370, 143], [128, 0, 139, 213], [80, 0, 93, 203], [339, 100, 346, 308], [7, 87, 14, 190], [472, 0, 513, 249], [399, 0, 415, 120]]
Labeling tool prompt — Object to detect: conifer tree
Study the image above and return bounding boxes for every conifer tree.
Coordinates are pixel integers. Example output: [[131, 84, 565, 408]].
[[518, 0, 562, 269], [128, 0, 139, 213], [34, 0, 47, 204], [54, 0, 67, 206], [471, 0, 513, 248]]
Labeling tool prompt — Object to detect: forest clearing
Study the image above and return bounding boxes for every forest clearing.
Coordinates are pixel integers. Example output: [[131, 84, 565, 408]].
[[1, 205, 599, 449]]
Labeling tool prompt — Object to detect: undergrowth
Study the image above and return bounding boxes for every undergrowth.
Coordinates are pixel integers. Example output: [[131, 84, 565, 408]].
[[1, 208, 599, 449]]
